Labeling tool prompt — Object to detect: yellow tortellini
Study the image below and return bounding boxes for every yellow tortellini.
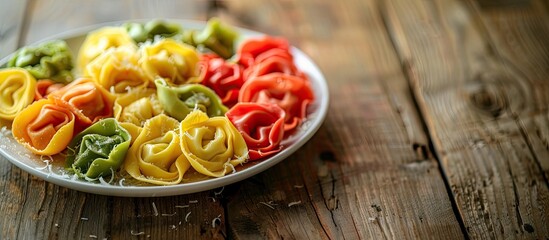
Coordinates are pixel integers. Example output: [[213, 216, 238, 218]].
[[77, 27, 135, 72], [124, 114, 191, 185], [85, 46, 150, 93], [140, 38, 200, 85], [113, 88, 163, 127], [0, 68, 36, 120], [179, 110, 248, 178]]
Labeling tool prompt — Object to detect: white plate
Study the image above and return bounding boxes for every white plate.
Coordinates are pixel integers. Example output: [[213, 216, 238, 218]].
[[0, 20, 329, 197]]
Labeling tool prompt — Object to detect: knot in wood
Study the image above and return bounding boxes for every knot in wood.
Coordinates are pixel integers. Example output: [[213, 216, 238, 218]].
[[469, 82, 506, 118]]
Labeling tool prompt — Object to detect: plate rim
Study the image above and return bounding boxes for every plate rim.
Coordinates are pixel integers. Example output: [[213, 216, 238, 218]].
[[0, 19, 329, 197]]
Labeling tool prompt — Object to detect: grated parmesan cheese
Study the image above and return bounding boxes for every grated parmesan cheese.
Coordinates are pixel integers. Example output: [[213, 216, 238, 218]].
[[213, 186, 224, 196], [130, 230, 145, 236], [211, 214, 222, 228], [259, 201, 276, 210], [152, 202, 158, 216], [288, 201, 302, 207], [119, 178, 125, 187], [185, 212, 191, 222], [161, 212, 176, 217]]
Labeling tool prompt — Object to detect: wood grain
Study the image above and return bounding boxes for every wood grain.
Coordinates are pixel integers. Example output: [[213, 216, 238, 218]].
[[468, 0, 549, 180], [382, 0, 549, 238], [221, 0, 463, 239]]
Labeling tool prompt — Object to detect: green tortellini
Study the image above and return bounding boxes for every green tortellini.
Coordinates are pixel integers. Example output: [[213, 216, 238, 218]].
[[189, 18, 239, 59], [123, 20, 182, 43], [155, 78, 228, 121], [8, 40, 74, 83], [66, 118, 131, 179]]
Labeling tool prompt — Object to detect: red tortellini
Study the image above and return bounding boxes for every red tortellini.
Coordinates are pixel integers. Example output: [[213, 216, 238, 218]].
[[237, 36, 292, 68], [198, 54, 244, 108], [237, 36, 305, 81], [239, 73, 314, 132], [226, 103, 285, 161]]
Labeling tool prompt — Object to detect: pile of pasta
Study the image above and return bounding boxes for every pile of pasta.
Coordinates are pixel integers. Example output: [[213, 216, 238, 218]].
[[0, 19, 315, 185]]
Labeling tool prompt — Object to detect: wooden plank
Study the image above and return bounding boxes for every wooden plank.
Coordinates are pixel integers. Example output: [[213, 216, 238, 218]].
[[0, 0, 27, 58], [467, 0, 549, 180], [382, 0, 549, 238], [222, 0, 463, 239]]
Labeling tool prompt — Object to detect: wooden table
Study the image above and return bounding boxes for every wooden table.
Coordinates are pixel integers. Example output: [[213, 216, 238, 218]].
[[1, 0, 548, 239]]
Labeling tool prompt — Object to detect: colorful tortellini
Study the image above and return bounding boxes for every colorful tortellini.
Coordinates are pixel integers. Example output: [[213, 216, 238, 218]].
[[113, 88, 163, 127], [239, 73, 314, 132], [180, 110, 248, 177], [12, 98, 91, 155], [190, 18, 239, 59], [49, 78, 116, 123], [3, 19, 317, 187], [77, 27, 135, 71], [243, 50, 306, 81], [124, 114, 190, 185], [0, 68, 36, 120], [155, 78, 228, 121], [84, 46, 149, 93], [140, 38, 199, 85], [123, 20, 182, 43], [226, 103, 285, 161], [8, 40, 74, 83], [237, 36, 292, 68], [66, 118, 131, 179], [35, 79, 64, 100], [198, 54, 244, 107]]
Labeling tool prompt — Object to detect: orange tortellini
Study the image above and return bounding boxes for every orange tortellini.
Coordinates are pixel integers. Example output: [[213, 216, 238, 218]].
[[12, 98, 90, 155], [49, 78, 116, 123], [124, 114, 190, 185], [140, 38, 200, 85], [0, 68, 36, 120], [84, 46, 150, 93], [179, 110, 248, 178], [77, 27, 135, 71]]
